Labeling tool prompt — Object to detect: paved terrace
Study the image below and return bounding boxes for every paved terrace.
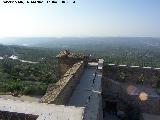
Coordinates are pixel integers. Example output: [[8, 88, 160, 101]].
[[68, 66, 96, 106], [0, 98, 84, 120]]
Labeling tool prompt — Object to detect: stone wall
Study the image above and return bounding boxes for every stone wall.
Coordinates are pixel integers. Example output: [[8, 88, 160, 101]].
[[0, 111, 38, 120], [56, 50, 89, 78], [102, 78, 160, 115], [40, 61, 84, 104], [127, 93, 160, 114], [103, 64, 160, 85], [58, 59, 77, 78]]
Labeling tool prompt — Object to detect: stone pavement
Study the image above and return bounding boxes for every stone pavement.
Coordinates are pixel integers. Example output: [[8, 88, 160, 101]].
[[0, 98, 84, 120], [68, 63, 103, 120], [68, 67, 96, 107]]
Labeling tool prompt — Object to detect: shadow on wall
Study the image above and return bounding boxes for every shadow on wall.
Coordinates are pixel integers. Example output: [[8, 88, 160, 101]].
[[0, 111, 39, 120]]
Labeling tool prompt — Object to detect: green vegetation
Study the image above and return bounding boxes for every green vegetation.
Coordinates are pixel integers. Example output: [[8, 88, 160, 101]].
[[87, 46, 160, 67], [60, 37, 160, 67], [1, 37, 160, 95], [0, 45, 58, 95]]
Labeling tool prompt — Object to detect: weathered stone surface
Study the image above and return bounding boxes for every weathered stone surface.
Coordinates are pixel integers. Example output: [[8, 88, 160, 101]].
[[0, 98, 84, 120], [103, 64, 160, 85], [102, 78, 160, 114], [56, 50, 88, 60], [56, 50, 69, 58], [143, 113, 160, 120], [57, 50, 89, 78], [0, 111, 38, 120], [40, 61, 84, 104], [68, 52, 88, 59]]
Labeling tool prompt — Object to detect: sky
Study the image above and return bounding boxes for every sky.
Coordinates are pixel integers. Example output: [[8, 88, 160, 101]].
[[0, 0, 160, 38]]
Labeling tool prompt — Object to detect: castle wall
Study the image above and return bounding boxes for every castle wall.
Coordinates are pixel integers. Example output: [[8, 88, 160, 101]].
[[102, 64, 160, 115], [103, 78, 160, 114], [0, 111, 38, 120], [103, 64, 160, 85], [58, 59, 77, 78], [41, 61, 85, 104], [54, 62, 84, 104]]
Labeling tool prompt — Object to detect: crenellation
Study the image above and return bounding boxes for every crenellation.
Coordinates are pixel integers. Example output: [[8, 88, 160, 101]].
[[106, 63, 160, 71]]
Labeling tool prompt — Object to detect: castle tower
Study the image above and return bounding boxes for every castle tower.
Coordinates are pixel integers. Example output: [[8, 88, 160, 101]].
[[56, 50, 89, 78]]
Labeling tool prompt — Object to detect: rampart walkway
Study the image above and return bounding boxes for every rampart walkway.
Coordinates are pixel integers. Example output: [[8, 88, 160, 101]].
[[68, 63, 103, 120], [68, 66, 96, 107]]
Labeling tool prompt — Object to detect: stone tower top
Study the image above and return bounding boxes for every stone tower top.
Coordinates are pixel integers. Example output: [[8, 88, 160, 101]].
[[56, 50, 70, 58], [56, 50, 89, 60]]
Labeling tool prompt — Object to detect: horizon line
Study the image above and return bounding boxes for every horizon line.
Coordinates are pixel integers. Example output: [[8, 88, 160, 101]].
[[1, 36, 160, 39]]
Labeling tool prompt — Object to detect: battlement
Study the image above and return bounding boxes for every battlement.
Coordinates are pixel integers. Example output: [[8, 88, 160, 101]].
[[105, 63, 160, 70]]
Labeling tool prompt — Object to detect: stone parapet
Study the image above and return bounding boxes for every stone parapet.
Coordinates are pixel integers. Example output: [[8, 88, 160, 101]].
[[104, 63, 160, 71], [103, 64, 160, 85], [40, 61, 84, 104]]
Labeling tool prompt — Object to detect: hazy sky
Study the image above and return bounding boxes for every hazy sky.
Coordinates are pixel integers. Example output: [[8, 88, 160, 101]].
[[0, 0, 160, 38]]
